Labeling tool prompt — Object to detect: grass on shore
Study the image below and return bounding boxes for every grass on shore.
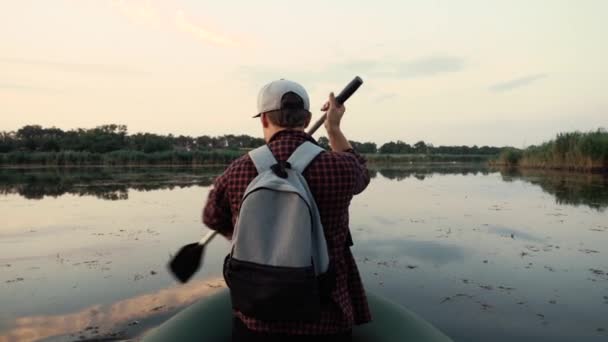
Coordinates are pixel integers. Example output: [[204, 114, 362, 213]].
[[491, 130, 608, 172], [0, 149, 244, 166], [5, 129, 606, 172], [0, 149, 495, 166]]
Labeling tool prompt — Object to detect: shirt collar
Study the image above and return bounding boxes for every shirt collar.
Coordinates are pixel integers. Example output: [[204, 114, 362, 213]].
[[268, 129, 317, 144]]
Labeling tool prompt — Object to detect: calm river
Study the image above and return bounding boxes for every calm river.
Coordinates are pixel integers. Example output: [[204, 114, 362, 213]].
[[0, 165, 607, 341]]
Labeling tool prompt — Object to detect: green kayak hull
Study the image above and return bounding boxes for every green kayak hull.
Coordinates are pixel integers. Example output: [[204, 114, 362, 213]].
[[143, 288, 452, 341]]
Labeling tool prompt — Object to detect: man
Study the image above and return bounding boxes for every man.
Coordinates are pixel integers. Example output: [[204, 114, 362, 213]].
[[203, 79, 371, 341]]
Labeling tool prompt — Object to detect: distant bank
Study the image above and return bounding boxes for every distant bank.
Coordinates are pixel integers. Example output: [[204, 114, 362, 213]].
[[0, 150, 494, 167], [1, 125, 605, 172], [0, 124, 499, 166], [490, 129, 607, 173]]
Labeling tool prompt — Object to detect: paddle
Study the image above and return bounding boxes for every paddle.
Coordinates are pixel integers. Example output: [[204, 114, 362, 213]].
[[168, 76, 364, 283], [305, 76, 363, 135], [168, 230, 218, 283]]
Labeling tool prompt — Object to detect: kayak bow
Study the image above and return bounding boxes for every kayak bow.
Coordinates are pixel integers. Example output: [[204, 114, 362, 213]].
[[143, 288, 452, 341]]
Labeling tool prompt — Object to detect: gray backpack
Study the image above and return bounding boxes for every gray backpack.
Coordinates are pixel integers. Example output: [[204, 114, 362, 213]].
[[223, 141, 332, 321]]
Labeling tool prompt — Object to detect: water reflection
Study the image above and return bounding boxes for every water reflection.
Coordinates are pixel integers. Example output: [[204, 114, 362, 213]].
[[0, 167, 221, 201], [356, 239, 467, 266], [375, 164, 490, 181], [1, 165, 606, 342], [485, 224, 545, 243], [0, 164, 487, 200], [0, 166, 607, 211], [499, 168, 608, 211], [0, 278, 225, 342]]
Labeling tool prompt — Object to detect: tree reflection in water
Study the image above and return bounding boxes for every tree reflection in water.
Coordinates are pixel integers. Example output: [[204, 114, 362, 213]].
[[0, 167, 222, 200], [1, 165, 606, 211], [499, 168, 608, 211], [375, 164, 490, 181], [373, 164, 608, 211]]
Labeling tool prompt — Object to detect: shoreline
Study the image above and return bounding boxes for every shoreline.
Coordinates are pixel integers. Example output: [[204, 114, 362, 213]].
[[489, 162, 608, 174], [0, 164, 229, 170], [0, 160, 490, 169], [1, 156, 604, 174]]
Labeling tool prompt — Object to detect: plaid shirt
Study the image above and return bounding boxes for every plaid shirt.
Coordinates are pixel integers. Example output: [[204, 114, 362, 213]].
[[203, 129, 372, 335]]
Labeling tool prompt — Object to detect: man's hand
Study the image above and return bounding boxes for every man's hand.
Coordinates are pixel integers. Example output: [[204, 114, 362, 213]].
[[321, 92, 352, 152], [321, 92, 346, 133]]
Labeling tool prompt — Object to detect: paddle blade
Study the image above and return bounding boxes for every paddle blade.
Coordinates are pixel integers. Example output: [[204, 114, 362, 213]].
[[168, 243, 205, 283]]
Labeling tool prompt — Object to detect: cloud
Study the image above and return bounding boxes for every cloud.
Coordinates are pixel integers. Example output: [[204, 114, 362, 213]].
[[236, 65, 314, 86], [0, 83, 55, 92], [239, 55, 468, 84], [110, 0, 160, 26], [392, 56, 467, 79], [0, 57, 146, 76], [489, 73, 547, 92], [109, 1, 244, 48], [175, 10, 241, 47], [340, 56, 467, 80], [373, 92, 398, 103]]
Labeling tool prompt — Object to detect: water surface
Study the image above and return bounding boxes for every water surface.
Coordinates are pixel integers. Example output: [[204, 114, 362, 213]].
[[0, 165, 607, 341]]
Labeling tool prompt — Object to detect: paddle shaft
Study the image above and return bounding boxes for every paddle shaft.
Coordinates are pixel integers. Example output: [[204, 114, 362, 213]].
[[198, 76, 363, 246], [198, 230, 217, 245], [306, 76, 363, 135]]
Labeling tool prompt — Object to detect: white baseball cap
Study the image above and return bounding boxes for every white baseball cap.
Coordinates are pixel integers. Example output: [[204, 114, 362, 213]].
[[254, 79, 310, 118]]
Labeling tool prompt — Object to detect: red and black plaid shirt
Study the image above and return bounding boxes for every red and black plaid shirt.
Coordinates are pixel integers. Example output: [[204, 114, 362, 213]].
[[203, 129, 372, 335]]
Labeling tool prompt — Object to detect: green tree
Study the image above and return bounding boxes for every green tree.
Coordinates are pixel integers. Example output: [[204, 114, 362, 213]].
[[413, 141, 427, 154], [379, 141, 413, 154], [350, 140, 377, 153], [16, 125, 45, 151], [0, 131, 17, 152]]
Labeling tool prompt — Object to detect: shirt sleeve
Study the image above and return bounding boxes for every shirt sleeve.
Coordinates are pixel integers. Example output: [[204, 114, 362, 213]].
[[202, 171, 234, 238], [343, 148, 371, 195]]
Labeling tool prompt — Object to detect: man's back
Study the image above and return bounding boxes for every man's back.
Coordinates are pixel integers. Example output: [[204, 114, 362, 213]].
[[203, 129, 371, 335]]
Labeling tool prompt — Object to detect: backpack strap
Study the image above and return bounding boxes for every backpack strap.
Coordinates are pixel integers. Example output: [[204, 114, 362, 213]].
[[249, 145, 277, 174], [287, 141, 324, 173]]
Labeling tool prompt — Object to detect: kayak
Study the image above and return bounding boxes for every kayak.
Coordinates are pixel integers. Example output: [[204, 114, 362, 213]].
[[143, 288, 453, 341]]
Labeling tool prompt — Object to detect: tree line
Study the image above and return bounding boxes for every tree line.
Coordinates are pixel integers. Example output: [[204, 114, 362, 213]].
[[0, 124, 503, 156], [0, 124, 266, 154]]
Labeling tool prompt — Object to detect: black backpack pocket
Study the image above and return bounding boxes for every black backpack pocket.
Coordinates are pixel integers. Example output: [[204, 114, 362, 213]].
[[223, 256, 321, 321]]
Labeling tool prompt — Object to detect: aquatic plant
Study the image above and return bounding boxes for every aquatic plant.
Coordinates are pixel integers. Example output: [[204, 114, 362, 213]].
[[491, 129, 608, 172]]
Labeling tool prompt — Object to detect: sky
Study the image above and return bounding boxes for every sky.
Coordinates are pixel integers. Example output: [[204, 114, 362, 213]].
[[1, 0, 606, 147]]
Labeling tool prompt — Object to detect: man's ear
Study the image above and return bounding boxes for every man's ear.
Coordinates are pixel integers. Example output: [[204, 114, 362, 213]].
[[261, 113, 270, 128]]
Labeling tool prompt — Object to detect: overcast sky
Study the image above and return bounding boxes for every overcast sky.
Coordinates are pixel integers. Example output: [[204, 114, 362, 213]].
[[1, 0, 606, 146]]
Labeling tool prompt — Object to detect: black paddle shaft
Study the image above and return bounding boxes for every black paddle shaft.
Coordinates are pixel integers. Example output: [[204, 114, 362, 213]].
[[336, 76, 364, 104], [307, 76, 363, 135]]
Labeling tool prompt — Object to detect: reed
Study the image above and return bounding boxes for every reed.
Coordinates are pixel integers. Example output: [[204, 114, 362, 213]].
[[490, 129, 608, 172], [0, 149, 245, 166]]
